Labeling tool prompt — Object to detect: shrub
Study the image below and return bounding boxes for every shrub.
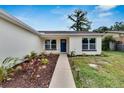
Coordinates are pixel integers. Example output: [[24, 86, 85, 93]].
[[102, 35, 115, 51], [30, 51, 37, 58], [41, 58, 49, 65], [24, 51, 37, 62], [41, 54, 45, 58], [2, 57, 18, 69], [70, 51, 76, 57], [0, 67, 7, 82], [39, 53, 49, 65], [39, 52, 45, 57], [0, 57, 18, 82]]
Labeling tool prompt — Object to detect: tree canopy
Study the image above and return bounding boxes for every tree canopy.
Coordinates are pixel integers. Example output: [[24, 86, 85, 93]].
[[93, 26, 110, 33], [110, 22, 124, 31], [93, 22, 124, 33], [68, 9, 91, 31], [68, 9, 124, 32]]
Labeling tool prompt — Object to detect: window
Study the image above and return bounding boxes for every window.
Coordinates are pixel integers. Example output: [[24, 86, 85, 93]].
[[45, 40, 56, 50], [82, 38, 96, 51], [45, 40, 50, 50], [89, 38, 96, 50], [82, 38, 88, 50], [51, 40, 56, 50]]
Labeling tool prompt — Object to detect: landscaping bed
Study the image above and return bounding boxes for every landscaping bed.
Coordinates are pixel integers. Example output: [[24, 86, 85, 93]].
[[69, 51, 124, 88], [0, 53, 59, 88]]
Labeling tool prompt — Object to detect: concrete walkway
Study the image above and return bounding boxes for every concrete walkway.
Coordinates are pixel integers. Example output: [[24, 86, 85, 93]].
[[49, 54, 76, 88]]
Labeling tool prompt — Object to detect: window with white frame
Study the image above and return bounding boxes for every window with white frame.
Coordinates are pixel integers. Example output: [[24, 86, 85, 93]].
[[82, 38, 96, 51], [45, 40, 56, 50], [89, 38, 96, 50], [82, 38, 88, 50]]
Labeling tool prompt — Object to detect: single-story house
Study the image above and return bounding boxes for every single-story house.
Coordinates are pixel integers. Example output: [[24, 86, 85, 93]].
[[104, 31, 124, 43], [0, 9, 103, 61], [39, 31, 103, 55], [104, 31, 124, 51]]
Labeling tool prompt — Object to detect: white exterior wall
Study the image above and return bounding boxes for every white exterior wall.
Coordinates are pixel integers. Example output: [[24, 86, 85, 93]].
[[42, 37, 69, 54], [42, 36, 102, 55], [0, 18, 42, 61], [69, 36, 102, 55]]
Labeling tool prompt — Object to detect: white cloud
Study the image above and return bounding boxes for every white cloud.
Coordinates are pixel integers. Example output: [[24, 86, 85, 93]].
[[95, 5, 117, 11], [92, 5, 117, 18], [51, 6, 64, 15], [99, 12, 112, 17], [51, 6, 77, 15]]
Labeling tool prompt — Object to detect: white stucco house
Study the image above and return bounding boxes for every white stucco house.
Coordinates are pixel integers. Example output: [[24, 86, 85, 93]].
[[0, 9, 103, 61], [39, 31, 103, 55]]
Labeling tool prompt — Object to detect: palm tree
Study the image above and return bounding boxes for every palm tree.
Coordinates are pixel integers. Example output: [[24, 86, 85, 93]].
[[68, 9, 91, 31]]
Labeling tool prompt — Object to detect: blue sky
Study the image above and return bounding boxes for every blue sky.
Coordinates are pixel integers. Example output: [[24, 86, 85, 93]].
[[0, 5, 124, 31]]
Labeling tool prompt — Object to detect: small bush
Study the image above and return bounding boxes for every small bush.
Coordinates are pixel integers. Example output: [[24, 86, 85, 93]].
[[39, 53, 49, 65], [102, 35, 115, 51], [0, 67, 7, 82], [70, 51, 76, 57], [41, 58, 49, 65], [24, 51, 37, 61], [0, 57, 18, 82], [2, 57, 18, 69]]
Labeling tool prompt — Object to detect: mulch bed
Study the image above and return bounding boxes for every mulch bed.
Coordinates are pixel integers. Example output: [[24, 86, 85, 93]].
[[0, 54, 59, 88]]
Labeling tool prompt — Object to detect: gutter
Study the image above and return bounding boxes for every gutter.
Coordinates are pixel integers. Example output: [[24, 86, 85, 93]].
[[40, 33, 104, 36]]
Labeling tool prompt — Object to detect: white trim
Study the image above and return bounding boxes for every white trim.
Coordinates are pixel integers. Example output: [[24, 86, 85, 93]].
[[82, 38, 96, 51], [41, 33, 103, 36], [45, 39, 57, 50]]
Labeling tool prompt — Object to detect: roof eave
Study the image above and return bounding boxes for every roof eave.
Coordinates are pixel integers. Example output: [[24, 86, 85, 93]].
[[0, 9, 42, 37], [41, 33, 104, 36]]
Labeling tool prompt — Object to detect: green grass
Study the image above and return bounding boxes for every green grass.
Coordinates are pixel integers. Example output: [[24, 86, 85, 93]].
[[69, 51, 124, 88]]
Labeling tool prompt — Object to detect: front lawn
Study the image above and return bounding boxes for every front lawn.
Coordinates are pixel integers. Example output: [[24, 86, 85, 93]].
[[69, 51, 124, 88]]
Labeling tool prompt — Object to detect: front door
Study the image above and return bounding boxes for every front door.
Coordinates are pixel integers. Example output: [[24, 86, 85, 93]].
[[60, 39, 66, 52]]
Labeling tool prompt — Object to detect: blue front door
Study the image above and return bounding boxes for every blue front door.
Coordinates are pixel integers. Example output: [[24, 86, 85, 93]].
[[61, 39, 66, 52]]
